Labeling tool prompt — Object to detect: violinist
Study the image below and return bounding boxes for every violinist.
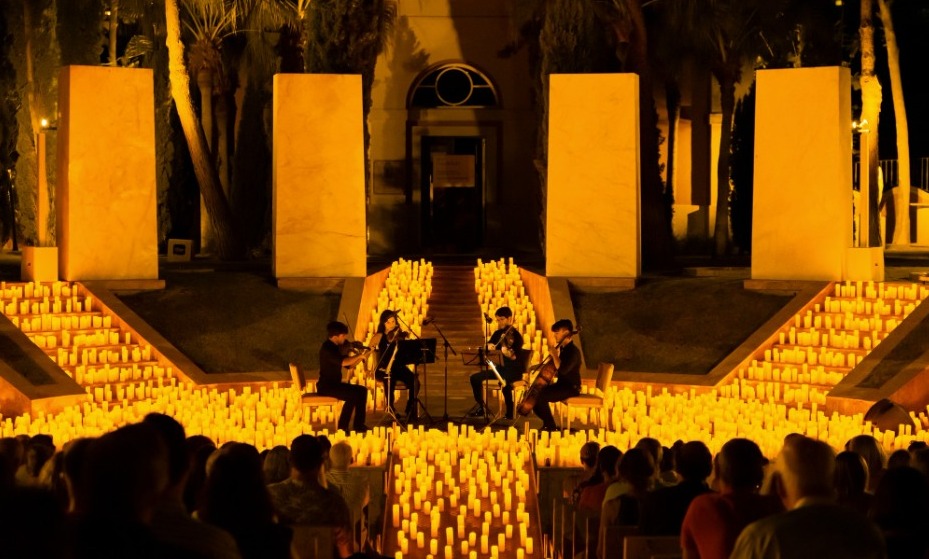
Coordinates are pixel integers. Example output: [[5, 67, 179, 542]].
[[469, 306, 524, 420], [318, 321, 371, 433], [369, 310, 421, 421], [533, 319, 581, 432]]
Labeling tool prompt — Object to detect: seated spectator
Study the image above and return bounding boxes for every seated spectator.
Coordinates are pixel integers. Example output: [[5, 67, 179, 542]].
[[200, 443, 291, 559], [263, 445, 291, 485], [846, 434, 886, 493], [886, 449, 910, 470], [268, 435, 354, 558], [635, 437, 665, 486], [731, 436, 884, 559], [835, 450, 873, 516], [659, 441, 683, 486], [61, 438, 95, 514], [911, 447, 929, 481], [0, 437, 25, 492], [15, 435, 55, 487], [570, 441, 602, 506], [870, 466, 929, 559], [681, 438, 782, 559], [599, 448, 655, 558], [184, 435, 217, 513], [143, 413, 242, 559], [69, 423, 185, 558], [326, 441, 372, 547], [574, 445, 620, 559], [640, 440, 713, 535], [36, 448, 69, 510]]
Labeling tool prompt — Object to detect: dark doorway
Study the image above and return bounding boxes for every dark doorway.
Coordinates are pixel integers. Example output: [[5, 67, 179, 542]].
[[421, 136, 484, 253]]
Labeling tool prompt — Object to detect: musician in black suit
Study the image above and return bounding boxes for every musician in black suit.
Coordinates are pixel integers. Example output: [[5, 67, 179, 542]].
[[532, 319, 581, 431], [468, 306, 525, 420]]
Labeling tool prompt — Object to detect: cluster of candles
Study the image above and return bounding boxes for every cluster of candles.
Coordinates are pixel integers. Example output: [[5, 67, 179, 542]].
[[385, 426, 540, 559], [356, 259, 435, 409], [474, 258, 545, 362], [0, 281, 177, 403], [735, 281, 928, 405]]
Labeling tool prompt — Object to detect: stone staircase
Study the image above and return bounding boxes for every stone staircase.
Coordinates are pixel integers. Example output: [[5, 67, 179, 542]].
[[728, 281, 929, 406], [421, 265, 487, 415]]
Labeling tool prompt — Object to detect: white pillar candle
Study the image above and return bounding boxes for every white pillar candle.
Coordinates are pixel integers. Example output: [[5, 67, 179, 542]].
[[392, 504, 400, 528]]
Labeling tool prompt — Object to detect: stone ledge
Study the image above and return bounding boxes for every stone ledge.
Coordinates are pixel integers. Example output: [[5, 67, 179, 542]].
[[277, 277, 346, 293]]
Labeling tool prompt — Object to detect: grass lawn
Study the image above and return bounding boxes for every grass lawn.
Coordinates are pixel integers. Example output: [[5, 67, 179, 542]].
[[573, 277, 793, 374]]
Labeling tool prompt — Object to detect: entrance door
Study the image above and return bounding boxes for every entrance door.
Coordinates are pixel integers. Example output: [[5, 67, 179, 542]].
[[421, 136, 484, 253]]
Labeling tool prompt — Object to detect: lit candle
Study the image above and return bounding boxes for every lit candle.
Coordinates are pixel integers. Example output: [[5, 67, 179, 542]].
[[527, 537, 534, 554], [392, 504, 400, 528]]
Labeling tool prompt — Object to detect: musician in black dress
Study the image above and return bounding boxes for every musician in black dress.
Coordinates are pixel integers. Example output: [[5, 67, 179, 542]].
[[370, 310, 421, 420], [468, 306, 525, 420], [317, 321, 371, 433], [533, 319, 581, 431]]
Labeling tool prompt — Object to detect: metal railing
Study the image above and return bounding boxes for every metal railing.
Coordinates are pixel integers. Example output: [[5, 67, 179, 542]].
[[853, 157, 929, 191]]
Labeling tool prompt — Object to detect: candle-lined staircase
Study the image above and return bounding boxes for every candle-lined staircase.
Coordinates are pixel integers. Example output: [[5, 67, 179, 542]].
[[725, 281, 929, 407], [0, 281, 179, 403]]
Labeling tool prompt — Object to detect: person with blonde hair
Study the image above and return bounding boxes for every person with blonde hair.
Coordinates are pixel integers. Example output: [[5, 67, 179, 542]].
[[326, 441, 371, 549]]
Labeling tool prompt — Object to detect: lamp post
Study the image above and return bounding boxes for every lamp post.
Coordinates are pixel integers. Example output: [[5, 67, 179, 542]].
[[37, 118, 50, 247], [854, 119, 871, 248]]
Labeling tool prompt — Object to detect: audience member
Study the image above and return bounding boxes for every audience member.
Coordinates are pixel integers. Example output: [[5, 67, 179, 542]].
[[599, 448, 655, 558], [886, 449, 910, 470], [36, 449, 69, 510], [15, 436, 55, 487], [0, 437, 24, 491], [268, 435, 354, 558], [69, 423, 185, 558], [570, 441, 602, 506], [910, 447, 929, 481], [834, 450, 873, 517], [184, 435, 217, 513], [681, 438, 782, 559], [641, 440, 712, 535], [574, 445, 621, 558], [870, 466, 929, 559], [634, 437, 664, 486], [263, 445, 291, 485], [847, 434, 886, 493], [731, 435, 885, 559], [327, 441, 372, 547], [199, 443, 291, 559], [659, 441, 682, 486], [143, 413, 242, 559], [61, 438, 95, 514]]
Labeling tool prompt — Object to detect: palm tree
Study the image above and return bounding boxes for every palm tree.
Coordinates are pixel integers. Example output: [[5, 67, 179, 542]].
[[165, 0, 242, 259], [878, 0, 910, 246], [859, 0, 882, 247]]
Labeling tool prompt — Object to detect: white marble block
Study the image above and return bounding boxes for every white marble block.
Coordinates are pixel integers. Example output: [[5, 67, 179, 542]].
[[546, 73, 640, 278], [57, 66, 158, 281], [752, 67, 853, 281], [272, 74, 366, 279]]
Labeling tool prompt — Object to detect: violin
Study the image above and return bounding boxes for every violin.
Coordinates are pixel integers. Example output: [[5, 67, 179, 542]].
[[340, 340, 371, 357], [385, 328, 409, 344]]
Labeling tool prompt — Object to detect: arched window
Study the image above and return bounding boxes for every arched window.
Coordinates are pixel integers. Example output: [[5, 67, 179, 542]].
[[409, 62, 499, 109]]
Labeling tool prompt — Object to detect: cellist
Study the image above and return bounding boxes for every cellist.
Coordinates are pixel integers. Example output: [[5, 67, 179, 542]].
[[533, 319, 582, 432]]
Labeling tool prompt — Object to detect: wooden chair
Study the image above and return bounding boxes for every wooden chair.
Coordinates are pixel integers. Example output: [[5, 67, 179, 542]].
[[289, 363, 342, 431], [559, 362, 614, 431], [623, 535, 682, 559]]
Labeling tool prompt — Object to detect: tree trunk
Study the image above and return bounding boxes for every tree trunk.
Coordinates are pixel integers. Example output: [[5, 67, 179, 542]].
[[713, 72, 735, 257], [860, 0, 882, 247], [665, 80, 681, 211], [108, 0, 119, 66], [164, 0, 242, 260], [215, 92, 231, 198], [196, 66, 215, 254], [879, 0, 910, 246], [625, 0, 674, 270]]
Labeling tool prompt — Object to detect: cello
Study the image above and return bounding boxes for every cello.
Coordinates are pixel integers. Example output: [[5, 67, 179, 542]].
[[517, 326, 579, 416]]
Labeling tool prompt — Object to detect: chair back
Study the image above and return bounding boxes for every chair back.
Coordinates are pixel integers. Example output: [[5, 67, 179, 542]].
[[623, 535, 682, 559], [595, 362, 614, 394], [290, 525, 335, 559], [289, 362, 306, 391], [517, 348, 534, 372]]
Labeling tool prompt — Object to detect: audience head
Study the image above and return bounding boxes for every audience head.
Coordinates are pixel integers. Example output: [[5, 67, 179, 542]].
[[834, 450, 869, 499], [717, 438, 767, 491], [262, 445, 291, 484], [846, 435, 886, 478], [62, 437, 95, 513], [184, 435, 217, 513], [83, 423, 169, 523], [908, 441, 928, 453], [774, 435, 835, 507], [318, 435, 333, 469], [290, 434, 325, 475], [201, 443, 274, 530], [143, 413, 190, 488], [0, 437, 23, 491], [24, 438, 55, 479], [870, 466, 929, 550], [634, 437, 663, 469], [619, 448, 656, 493], [580, 442, 600, 470], [597, 446, 622, 481], [330, 441, 356, 471], [675, 441, 713, 482], [887, 449, 911, 469], [911, 447, 929, 481]]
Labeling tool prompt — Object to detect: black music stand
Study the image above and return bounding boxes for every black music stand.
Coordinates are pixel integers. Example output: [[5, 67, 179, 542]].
[[395, 338, 436, 424], [459, 348, 506, 427]]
